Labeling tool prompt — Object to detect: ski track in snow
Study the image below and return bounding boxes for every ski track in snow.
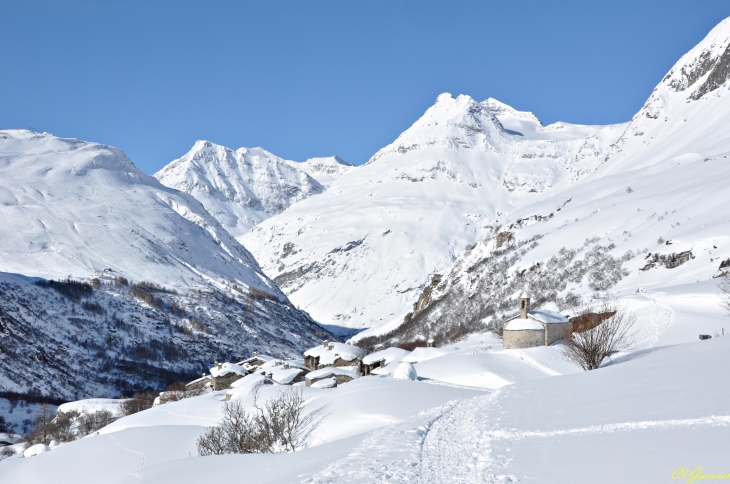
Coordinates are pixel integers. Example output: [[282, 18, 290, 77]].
[[108, 434, 146, 469], [502, 350, 562, 376], [303, 391, 730, 483], [632, 292, 675, 349]]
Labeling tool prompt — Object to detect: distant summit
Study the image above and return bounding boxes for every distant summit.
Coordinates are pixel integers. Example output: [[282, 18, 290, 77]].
[[155, 140, 325, 238]]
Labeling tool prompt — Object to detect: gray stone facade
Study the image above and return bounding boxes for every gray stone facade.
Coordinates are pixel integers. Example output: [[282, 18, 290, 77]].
[[503, 328, 545, 349]]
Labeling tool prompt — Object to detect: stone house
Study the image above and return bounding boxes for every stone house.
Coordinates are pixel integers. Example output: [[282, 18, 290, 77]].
[[210, 362, 249, 390], [258, 360, 310, 385], [304, 340, 364, 371], [237, 351, 274, 372], [360, 347, 411, 375], [502, 292, 573, 349], [305, 367, 359, 387], [185, 374, 211, 391]]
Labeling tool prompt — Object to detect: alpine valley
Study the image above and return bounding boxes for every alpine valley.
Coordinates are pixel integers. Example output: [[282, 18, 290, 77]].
[[3, 14, 730, 484]]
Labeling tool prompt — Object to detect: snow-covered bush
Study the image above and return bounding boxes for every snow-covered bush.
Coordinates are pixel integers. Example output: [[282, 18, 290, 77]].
[[196, 387, 326, 455]]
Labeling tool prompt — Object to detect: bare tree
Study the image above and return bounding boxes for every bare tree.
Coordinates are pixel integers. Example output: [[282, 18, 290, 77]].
[[719, 274, 730, 315], [26, 403, 55, 445], [197, 387, 327, 456], [563, 299, 636, 371]]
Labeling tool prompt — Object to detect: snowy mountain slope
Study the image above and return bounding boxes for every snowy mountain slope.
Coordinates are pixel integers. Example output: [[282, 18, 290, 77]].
[[0, 130, 333, 400], [154, 141, 325, 238], [600, 17, 730, 175], [242, 94, 625, 330], [0, 130, 277, 294], [367, 17, 730, 346], [0, 272, 330, 401], [288, 156, 355, 187]]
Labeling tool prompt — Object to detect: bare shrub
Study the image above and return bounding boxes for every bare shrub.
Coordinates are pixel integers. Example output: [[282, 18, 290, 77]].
[[719, 274, 730, 315], [563, 300, 636, 371], [120, 391, 156, 416], [197, 387, 326, 456], [0, 446, 16, 457], [76, 409, 115, 437]]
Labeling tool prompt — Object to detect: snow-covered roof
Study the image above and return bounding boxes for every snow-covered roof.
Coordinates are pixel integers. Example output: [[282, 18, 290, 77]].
[[402, 347, 450, 364], [520, 290, 530, 298], [362, 347, 411, 365], [268, 367, 305, 385], [310, 377, 337, 389], [304, 342, 364, 366], [305, 367, 359, 381], [237, 354, 274, 366], [528, 309, 569, 324], [505, 319, 544, 331], [504, 309, 569, 330], [209, 362, 248, 378]]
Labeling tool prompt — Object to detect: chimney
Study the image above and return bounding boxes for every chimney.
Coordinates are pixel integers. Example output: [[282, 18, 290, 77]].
[[283, 362, 290, 369], [427, 338, 435, 348], [323, 339, 330, 348], [252, 351, 259, 358], [519, 291, 530, 319]]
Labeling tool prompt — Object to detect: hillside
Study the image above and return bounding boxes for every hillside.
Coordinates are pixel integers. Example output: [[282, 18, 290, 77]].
[[0, 130, 332, 400], [242, 94, 625, 331]]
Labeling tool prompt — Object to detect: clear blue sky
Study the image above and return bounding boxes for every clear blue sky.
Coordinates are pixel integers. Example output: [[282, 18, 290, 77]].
[[2, 1, 729, 173]]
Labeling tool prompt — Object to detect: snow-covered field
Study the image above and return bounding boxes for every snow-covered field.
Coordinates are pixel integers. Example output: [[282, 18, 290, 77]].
[[1, 285, 726, 483]]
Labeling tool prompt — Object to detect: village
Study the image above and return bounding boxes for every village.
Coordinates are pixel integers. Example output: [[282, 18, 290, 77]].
[[156, 293, 580, 405]]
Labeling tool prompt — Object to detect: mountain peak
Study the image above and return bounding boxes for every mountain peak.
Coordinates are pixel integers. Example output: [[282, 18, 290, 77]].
[[663, 16, 730, 101], [367, 93, 506, 164], [483, 98, 543, 126], [156, 142, 324, 237]]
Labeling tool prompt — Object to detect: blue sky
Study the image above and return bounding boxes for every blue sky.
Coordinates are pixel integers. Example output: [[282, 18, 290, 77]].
[[1, 1, 729, 173]]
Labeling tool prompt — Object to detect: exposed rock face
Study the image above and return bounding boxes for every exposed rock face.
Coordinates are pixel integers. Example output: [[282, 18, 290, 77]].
[[640, 251, 695, 271]]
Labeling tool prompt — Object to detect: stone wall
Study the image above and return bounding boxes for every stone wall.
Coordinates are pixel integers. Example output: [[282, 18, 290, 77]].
[[503, 328, 545, 349], [305, 373, 355, 387], [213, 372, 245, 391], [544, 322, 573, 346], [304, 355, 319, 370]]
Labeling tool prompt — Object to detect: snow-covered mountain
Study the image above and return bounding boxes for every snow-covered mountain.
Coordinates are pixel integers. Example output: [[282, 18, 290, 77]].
[[242, 94, 625, 331], [0, 130, 277, 293], [289, 156, 355, 187], [0, 130, 333, 399], [354, 16, 730, 344], [154, 141, 325, 239]]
